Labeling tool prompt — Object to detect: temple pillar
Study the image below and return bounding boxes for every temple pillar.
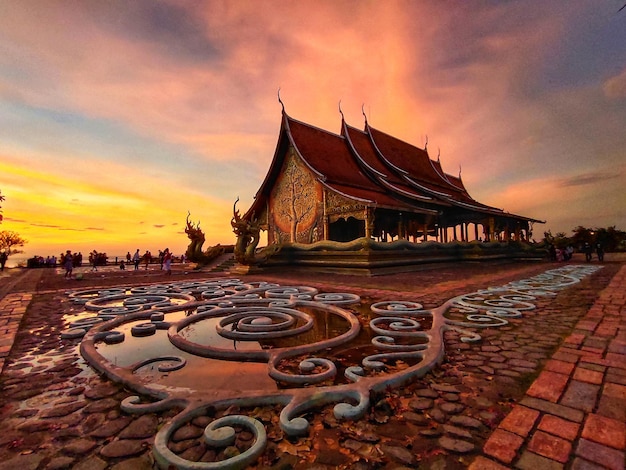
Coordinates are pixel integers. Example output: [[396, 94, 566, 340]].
[[365, 208, 373, 239], [323, 216, 329, 241], [474, 223, 479, 241], [453, 225, 458, 241], [423, 223, 428, 242]]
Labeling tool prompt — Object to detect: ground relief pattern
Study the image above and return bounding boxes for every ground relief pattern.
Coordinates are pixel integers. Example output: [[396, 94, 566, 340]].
[[65, 264, 599, 469]]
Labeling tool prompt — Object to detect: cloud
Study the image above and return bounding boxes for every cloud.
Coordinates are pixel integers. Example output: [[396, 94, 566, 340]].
[[603, 68, 626, 99], [153, 225, 165, 229], [31, 223, 62, 229], [559, 170, 623, 187]]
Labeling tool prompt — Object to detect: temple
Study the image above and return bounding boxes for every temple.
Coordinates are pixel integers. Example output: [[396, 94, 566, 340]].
[[242, 107, 542, 249]]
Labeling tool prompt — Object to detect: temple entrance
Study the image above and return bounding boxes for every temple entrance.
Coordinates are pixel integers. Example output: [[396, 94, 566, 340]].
[[329, 217, 365, 242]]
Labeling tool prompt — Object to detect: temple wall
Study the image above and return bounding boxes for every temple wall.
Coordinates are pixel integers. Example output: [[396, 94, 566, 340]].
[[268, 150, 324, 244]]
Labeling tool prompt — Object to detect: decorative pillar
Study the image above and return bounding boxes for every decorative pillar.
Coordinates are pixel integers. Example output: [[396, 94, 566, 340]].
[[365, 208, 372, 239], [474, 224, 479, 241]]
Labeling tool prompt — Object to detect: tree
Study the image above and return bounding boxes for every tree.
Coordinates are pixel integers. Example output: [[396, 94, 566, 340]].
[[0, 231, 27, 257], [571, 226, 594, 248], [0, 189, 4, 223], [276, 157, 316, 242]]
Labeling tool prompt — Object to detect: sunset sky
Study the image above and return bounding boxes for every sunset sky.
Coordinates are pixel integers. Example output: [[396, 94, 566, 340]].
[[1, 1, 625, 262]]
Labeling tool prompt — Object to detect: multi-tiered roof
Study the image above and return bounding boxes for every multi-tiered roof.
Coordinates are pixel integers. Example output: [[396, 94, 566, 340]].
[[247, 109, 541, 231]]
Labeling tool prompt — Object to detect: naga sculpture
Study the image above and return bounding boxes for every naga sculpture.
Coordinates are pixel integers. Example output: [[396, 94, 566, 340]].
[[231, 198, 280, 265], [184, 212, 224, 265]]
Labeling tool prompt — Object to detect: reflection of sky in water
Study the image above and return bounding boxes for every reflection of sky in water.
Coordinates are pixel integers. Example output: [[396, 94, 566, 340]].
[[95, 310, 275, 391], [91, 303, 383, 392]]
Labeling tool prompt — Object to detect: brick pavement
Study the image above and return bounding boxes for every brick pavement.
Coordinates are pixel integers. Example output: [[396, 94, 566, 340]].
[[474, 265, 626, 470], [0, 293, 32, 373], [1, 262, 624, 469]]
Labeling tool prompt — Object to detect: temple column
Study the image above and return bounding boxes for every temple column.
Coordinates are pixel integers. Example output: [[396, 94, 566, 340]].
[[423, 223, 428, 242], [474, 224, 479, 241], [364, 208, 372, 239], [322, 191, 329, 241], [453, 225, 458, 241]]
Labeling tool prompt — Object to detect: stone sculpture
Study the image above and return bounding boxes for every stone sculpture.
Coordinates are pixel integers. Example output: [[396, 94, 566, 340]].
[[184, 212, 224, 265]]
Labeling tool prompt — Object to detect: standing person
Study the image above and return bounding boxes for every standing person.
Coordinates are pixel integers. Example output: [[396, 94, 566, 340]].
[[583, 242, 593, 262], [144, 250, 152, 270], [163, 248, 172, 275], [596, 243, 604, 262], [132, 249, 141, 270], [64, 250, 74, 279], [90, 250, 98, 271], [126, 251, 131, 264], [0, 250, 7, 271]]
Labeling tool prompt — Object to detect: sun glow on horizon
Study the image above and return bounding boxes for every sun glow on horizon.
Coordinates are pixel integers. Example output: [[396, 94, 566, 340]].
[[0, 2, 624, 261]]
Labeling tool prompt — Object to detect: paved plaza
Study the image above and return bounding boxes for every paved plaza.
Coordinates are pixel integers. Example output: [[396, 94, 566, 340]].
[[0, 256, 624, 470]]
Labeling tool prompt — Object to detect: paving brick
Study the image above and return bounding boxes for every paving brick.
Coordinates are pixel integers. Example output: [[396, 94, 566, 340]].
[[551, 350, 579, 364], [581, 413, 626, 450], [537, 414, 580, 441], [572, 367, 604, 385], [605, 353, 626, 370], [578, 361, 606, 373], [527, 430, 572, 463], [571, 456, 613, 469], [515, 450, 564, 470], [560, 380, 600, 412], [499, 405, 540, 437], [483, 429, 524, 464], [544, 359, 576, 375], [576, 438, 625, 470], [565, 333, 586, 347], [520, 396, 584, 423], [604, 382, 626, 400], [526, 371, 570, 403], [599, 390, 626, 420], [468, 456, 510, 470]]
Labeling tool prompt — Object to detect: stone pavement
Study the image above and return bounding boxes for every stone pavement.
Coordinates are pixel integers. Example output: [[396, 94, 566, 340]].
[[0, 261, 624, 469], [472, 265, 626, 470]]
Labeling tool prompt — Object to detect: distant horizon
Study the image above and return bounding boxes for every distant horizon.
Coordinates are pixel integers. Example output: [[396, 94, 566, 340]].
[[1, 2, 624, 254]]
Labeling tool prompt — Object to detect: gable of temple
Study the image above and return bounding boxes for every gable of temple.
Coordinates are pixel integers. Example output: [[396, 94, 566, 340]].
[[244, 109, 543, 245]]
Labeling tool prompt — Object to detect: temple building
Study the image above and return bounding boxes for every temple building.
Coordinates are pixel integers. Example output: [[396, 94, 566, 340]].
[[244, 107, 542, 248]]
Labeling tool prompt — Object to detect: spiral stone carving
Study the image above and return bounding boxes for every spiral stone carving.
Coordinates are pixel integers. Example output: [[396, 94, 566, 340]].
[[68, 265, 600, 469]]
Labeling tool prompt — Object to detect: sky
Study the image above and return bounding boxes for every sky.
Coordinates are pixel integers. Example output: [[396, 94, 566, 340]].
[[0, 0, 625, 262]]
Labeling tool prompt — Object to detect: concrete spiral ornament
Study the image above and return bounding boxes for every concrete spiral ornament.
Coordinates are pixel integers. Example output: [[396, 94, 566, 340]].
[[65, 265, 600, 469]]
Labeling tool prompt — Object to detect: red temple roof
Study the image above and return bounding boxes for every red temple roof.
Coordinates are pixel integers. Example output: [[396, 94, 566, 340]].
[[247, 110, 541, 224]]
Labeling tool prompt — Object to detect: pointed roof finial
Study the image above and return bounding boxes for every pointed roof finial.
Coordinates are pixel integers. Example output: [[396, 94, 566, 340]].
[[425, 135, 428, 152], [277, 88, 285, 113], [437, 147, 441, 162], [459, 164, 462, 179], [361, 103, 368, 125], [338, 100, 344, 120]]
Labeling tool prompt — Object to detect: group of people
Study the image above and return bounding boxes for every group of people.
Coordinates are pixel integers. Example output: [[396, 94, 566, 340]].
[[582, 242, 605, 262], [126, 248, 176, 274], [549, 242, 605, 263], [548, 245, 574, 262]]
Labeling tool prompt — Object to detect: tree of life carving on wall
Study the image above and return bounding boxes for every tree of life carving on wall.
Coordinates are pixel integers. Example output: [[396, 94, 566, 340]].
[[270, 151, 320, 243]]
